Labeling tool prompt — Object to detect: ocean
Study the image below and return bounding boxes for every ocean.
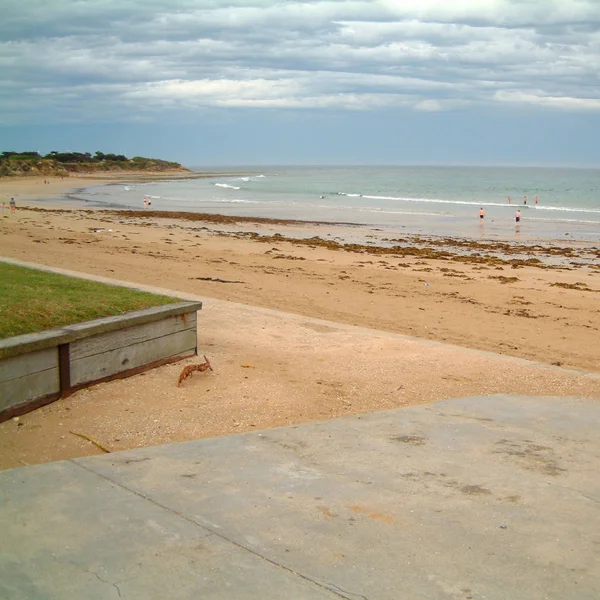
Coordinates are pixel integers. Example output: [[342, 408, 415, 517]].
[[70, 166, 600, 243]]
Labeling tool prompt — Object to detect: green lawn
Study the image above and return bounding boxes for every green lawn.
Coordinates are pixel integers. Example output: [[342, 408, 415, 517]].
[[0, 263, 179, 339]]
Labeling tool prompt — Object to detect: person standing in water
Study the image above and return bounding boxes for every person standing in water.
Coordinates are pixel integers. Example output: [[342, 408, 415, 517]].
[[479, 207, 485, 220], [535, 196, 539, 205], [515, 209, 521, 223], [523, 196, 527, 205], [508, 196, 512, 204]]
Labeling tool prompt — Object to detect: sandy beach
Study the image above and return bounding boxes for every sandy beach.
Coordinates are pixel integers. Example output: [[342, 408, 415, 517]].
[[2, 174, 109, 202], [1, 171, 214, 206], [1, 176, 599, 470]]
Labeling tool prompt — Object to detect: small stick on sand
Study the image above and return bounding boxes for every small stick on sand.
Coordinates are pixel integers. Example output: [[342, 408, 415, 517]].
[[178, 355, 213, 387], [70, 431, 111, 453]]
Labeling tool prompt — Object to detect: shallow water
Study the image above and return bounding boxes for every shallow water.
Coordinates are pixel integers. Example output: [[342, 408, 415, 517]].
[[69, 165, 600, 243]]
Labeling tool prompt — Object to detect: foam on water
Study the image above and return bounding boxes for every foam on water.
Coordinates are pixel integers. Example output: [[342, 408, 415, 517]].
[[215, 198, 261, 204], [215, 183, 241, 190], [535, 205, 600, 214], [362, 194, 515, 208]]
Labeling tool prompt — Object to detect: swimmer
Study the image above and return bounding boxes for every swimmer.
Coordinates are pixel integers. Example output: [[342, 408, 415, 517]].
[[523, 196, 527, 205], [508, 196, 512, 204], [515, 209, 521, 223], [479, 207, 485, 220]]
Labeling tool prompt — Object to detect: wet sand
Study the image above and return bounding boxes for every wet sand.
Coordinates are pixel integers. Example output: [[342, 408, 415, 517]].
[[1, 171, 217, 206]]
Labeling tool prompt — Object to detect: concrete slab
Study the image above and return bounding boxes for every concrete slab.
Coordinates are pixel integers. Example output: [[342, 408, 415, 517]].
[[0, 461, 336, 600], [1, 394, 599, 599]]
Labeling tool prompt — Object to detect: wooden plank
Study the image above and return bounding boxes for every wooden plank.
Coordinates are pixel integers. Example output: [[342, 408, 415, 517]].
[[63, 352, 196, 399], [0, 368, 60, 412], [0, 347, 58, 383], [0, 392, 61, 423], [70, 329, 198, 386], [0, 301, 202, 360], [63, 302, 202, 337], [70, 313, 197, 361], [0, 328, 69, 360]]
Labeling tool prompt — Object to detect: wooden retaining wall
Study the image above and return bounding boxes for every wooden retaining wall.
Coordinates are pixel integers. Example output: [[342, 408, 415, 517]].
[[0, 301, 202, 422]]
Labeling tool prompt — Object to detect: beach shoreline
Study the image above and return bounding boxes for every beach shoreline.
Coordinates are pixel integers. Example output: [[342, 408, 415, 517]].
[[0, 177, 598, 470], [5, 172, 600, 244], [0, 170, 230, 203]]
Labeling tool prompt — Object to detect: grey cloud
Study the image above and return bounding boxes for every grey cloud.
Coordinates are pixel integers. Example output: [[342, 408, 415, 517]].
[[1, 0, 600, 124]]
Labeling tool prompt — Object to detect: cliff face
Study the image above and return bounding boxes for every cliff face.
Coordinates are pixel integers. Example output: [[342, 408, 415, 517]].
[[0, 158, 70, 177], [0, 157, 190, 177]]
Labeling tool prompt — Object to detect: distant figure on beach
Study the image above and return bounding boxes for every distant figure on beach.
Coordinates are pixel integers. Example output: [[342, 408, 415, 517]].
[[508, 196, 512, 204], [523, 196, 527, 205], [9, 197, 16, 213], [147, 199, 152, 208], [1, 202, 4, 212], [535, 196, 539, 204], [143, 197, 147, 208], [515, 209, 521, 223], [479, 207, 485, 220]]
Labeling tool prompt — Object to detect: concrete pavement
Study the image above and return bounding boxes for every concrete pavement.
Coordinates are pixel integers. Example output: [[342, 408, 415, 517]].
[[1, 393, 599, 599]]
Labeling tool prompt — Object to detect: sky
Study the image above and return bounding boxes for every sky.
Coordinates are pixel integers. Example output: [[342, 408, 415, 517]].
[[1, 0, 600, 167]]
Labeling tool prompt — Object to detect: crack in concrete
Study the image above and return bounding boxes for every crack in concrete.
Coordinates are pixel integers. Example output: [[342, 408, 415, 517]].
[[552, 483, 600, 505], [71, 459, 361, 599], [317, 580, 369, 600], [61, 557, 126, 598], [580, 493, 600, 504], [88, 569, 122, 598]]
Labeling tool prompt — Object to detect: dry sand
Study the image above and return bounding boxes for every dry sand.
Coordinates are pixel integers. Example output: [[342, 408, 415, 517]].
[[2, 174, 108, 202], [1, 176, 599, 470]]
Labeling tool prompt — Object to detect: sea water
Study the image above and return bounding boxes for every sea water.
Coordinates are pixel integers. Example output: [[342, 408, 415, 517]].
[[70, 166, 600, 242]]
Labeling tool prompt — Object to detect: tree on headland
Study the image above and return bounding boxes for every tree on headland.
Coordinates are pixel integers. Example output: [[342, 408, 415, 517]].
[[2, 151, 41, 158], [34, 151, 130, 163], [102, 153, 128, 162], [43, 151, 94, 163]]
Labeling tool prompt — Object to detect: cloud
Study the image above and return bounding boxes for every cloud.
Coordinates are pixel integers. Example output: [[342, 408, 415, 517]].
[[495, 90, 600, 110], [414, 99, 443, 112], [1, 0, 599, 125]]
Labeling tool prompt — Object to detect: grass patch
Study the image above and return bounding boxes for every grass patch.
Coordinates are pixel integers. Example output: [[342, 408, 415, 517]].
[[0, 263, 179, 339]]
